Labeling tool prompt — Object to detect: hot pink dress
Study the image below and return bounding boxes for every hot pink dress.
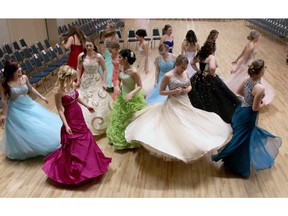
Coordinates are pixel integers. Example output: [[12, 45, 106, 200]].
[[42, 90, 111, 185]]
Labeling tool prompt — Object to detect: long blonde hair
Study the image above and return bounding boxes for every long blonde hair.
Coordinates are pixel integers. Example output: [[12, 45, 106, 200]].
[[56, 65, 77, 90]]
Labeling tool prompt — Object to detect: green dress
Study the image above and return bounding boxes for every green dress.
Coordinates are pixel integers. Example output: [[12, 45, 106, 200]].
[[106, 71, 147, 150]]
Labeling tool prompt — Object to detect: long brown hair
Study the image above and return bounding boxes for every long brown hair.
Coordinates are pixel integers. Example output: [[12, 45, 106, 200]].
[[2, 60, 19, 97]]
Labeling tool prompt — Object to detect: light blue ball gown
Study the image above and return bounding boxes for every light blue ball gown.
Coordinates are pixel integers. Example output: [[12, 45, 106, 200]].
[[0, 83, 61, 160]]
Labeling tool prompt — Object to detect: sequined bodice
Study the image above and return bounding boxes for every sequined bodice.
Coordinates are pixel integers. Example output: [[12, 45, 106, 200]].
[[83, 58, 99, 74], [62, 90, 78, 106], [10, 84, 28, 100], [169, 75, 190, 91], [158, 54, 175, 75], [242, 79, 260, 107], [119, 71, 136, 94]]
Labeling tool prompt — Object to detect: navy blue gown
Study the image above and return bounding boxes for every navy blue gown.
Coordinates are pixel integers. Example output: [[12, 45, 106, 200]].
[[212, 79, 282, 177]]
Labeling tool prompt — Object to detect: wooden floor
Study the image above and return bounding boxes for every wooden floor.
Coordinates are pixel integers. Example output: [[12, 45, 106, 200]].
[[1, 19, 288, 198]]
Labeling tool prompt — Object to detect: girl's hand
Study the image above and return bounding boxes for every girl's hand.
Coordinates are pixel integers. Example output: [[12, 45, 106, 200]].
[[87, 106, 95, 113], [115, 87, 121, 96], [1, 115, 6, 125], [174, 87, 183, 95], [102, 82, 107, 90], [65, 125, 73, 134], [125, 93, 133, 101], [42, 97, 49, 104]]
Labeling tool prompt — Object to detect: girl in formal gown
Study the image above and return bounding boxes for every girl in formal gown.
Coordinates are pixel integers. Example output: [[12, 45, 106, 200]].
[[181, 30, 200, 78], [42, 65, 111, 185], [77, 38, 113, 136], [0, 60, 61, 160], [99, 21, 119, 93], [135, 29, 156, 95], [188, 40, 241, 123], [160, 24, 174, 53], [212, 59, 281, 177], [125, 55, 232, 163], [225, 29, 275, 105], [106, 49, 147, 150], [62, 25, 86, 79], [107, 41, 120, 100], [146, 44, 176, 104]]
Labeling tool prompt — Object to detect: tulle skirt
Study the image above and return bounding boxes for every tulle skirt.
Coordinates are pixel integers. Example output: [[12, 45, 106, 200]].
[[212, 105, 282, 177], [0, 95, 61, 160]]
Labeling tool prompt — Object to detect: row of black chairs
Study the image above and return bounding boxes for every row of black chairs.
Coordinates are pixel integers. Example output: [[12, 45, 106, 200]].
[[126, 28, 162, 49], [244, 19, 288, 43]]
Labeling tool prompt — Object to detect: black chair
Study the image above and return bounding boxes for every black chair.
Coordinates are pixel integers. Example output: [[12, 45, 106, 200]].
[[44, 39, 51, 49], [0, 47, 4, 58], [116, 30, 125, 48], [22, 46, 32, 59], [19, 38, 28, 48], [127, 29, 138, 49], [36, 41, 45, 52], [12, 40, 21, 51], [152, 28, 161, 48], [30, 43, 39, 55], [23, 58, 46, 93], [3, 43, 13, 54]]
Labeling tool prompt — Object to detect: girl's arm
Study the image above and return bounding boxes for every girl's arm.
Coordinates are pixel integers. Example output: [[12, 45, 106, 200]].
[[77, 96, 95, 113], [191, 57, 200, 73], [0, 84, 8, 124], [160, 74, 183, 96], [154, 56, 160, 85], [97, 53, 108, 90], [236, 80, 245, 97], [54, 89, 72, 134], [143, 42, 149, 74], [62, 36, 73, 50], [252, 84, 265, 111], [76, 53, 83, 87], [231, 44, 253, 73], [24, 75, 48, 103], [208, 55, 217, 76]]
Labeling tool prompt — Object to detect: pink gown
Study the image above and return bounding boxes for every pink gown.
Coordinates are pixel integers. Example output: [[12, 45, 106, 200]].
[[111, 57, 120, 100], [42, 90, 112, 185]]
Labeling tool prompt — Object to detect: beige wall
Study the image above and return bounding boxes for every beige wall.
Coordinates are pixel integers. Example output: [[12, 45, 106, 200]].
[[0, 18, 77, 51]]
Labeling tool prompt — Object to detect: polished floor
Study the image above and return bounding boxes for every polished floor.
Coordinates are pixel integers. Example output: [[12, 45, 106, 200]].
[[0, 19, 288, 199]]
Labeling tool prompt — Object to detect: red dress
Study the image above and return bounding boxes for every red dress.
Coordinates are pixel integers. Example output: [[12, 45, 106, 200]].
[[42, 90, 112, 185], [66, 35, 84, 77]]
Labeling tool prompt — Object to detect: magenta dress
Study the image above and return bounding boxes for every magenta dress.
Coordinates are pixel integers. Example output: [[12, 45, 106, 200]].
[[42, 90, 111, 185]]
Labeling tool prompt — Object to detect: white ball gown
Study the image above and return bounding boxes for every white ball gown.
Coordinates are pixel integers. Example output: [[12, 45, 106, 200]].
[[125, 71, 232, 163]]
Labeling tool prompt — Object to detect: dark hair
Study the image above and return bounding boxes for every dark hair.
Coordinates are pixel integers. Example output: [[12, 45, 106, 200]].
[[136, 29, 147, 37], [196, 40, 216, 61], [163, 24, 172, 34], [206, 29, 219, 42], [2, 60, 19, 97], [119, 49, 136, 65], [175, 55, 188, 66], [248, 59, 265, 77], [81, 37, 99, 62], [64, 25, 86, 47], [186, 30, 197, 44]]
